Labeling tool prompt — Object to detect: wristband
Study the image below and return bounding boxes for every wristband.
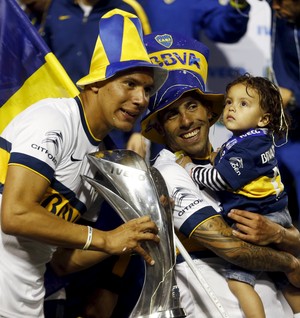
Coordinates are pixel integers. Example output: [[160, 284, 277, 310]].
[[83, 226, 93, 250]]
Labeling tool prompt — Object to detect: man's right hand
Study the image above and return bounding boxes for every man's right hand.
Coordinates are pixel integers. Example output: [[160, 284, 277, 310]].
[[227, 209, 283, 245], [228, 209, 300, 256], [102, 216, 160, 265]]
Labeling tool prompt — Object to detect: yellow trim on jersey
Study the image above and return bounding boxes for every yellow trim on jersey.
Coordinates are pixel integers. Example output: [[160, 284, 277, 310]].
[[41, 187, 81, 223], [7, 163, 51, 183], [189, 214, 221, 238], [234, 175, 284, 198], [229, 0, 249, 9], [122, 0, 152, 35], [58, 15, 71, 21], [5, 162, 81, 222], [0, 148, 10, 185], [175, 214, 221, 254]]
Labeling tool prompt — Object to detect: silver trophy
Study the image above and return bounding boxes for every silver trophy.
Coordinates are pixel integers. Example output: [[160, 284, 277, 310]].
[[83, 149, 186, 318]]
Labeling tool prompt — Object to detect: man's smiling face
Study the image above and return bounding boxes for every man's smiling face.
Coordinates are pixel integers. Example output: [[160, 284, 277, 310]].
[[158, 93, 212, 158]]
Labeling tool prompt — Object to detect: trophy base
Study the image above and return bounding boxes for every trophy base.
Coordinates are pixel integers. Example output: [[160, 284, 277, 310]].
[[135, 308, 186, 318]]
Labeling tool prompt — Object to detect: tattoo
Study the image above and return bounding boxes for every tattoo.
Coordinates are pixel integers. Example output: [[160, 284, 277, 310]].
[[192, 216, 295, 272]]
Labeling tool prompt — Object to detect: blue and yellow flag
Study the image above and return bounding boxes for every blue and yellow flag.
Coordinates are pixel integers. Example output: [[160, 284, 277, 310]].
[[0, 0, 79, 134]]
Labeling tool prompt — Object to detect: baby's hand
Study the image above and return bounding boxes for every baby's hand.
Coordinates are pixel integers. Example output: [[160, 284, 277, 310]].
[[175, 151, 192, 167]]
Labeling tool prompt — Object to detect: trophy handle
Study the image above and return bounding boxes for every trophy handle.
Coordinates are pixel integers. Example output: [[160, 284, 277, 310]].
[[82, 176, 140, 220]]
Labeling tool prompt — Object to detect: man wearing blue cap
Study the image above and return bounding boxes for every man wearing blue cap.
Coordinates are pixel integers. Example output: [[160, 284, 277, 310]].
[[141, 32, 300, 317], [0, 9, 167, 318]]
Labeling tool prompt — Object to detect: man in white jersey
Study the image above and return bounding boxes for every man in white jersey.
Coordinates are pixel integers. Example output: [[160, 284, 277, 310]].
[[140, 32, 300, 317], [0, 10, 168, 318]]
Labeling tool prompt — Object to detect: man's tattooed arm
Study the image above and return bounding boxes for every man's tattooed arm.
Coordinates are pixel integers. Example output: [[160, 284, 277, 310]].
[[191, 215, 300, 287], [227, 209, 300, 256]]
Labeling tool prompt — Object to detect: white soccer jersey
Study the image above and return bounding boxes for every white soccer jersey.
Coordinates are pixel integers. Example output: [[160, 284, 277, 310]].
[[0, 97, 106, 317], [153, 149, 293, 317], [153, 149, 222, 236]]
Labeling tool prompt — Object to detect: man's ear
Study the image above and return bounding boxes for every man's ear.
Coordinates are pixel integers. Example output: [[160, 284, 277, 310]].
[[207, 110, 213, 122], [156, 123, 165, 136], [155, 115, 166, 136], [90, 84, 100, 94], [258, 113, 270, 127]]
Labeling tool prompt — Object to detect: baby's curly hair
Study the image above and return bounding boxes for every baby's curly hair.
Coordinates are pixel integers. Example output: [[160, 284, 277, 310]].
[[225, 73, 290, 140]]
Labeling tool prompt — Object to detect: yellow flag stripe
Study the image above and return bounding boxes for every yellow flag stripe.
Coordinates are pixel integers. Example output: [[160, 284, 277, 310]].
[[0, 53, 79, 133]]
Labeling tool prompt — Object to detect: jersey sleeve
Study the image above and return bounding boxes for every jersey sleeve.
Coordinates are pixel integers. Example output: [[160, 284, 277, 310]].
[[7, 100, 72, 182], [154, 155, 221, 238]]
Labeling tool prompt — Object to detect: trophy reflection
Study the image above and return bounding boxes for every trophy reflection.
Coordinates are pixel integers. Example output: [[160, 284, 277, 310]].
[[83, 150, 186, 318]]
